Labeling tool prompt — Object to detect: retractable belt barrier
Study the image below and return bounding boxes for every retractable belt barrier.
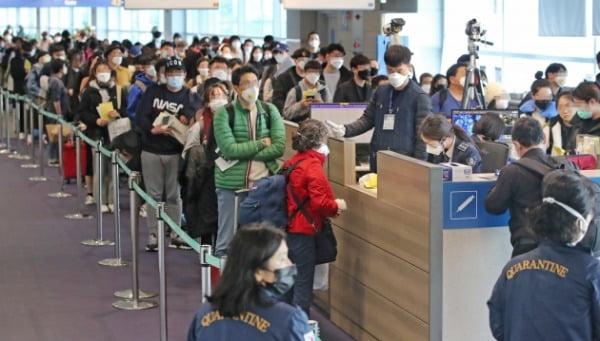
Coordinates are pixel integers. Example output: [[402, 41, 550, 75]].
[[1, 90, 322, 341]]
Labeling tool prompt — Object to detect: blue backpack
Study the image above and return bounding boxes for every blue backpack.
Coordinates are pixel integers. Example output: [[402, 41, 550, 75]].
[[238, 160, 305, 229]]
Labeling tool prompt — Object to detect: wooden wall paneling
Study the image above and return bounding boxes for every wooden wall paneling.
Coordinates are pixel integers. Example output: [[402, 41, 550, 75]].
[[329, 308, 379, 341], [331, 183, 429, 271], [332, 225, 429, 322], [283, 120, 299, 160], [327, 138, 356, 186], [330, 266, 429, 341]]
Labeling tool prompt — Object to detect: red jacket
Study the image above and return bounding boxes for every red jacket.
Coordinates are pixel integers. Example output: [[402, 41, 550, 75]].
[[284, 149, 339, 235]]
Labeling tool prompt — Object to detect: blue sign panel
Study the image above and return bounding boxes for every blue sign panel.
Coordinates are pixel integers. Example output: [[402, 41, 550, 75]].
[[0, 0, 121, 7], [443, 180, 509, 229]]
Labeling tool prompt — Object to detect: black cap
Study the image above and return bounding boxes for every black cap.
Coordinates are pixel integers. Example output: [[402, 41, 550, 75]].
[[165, 57, 184, 71]]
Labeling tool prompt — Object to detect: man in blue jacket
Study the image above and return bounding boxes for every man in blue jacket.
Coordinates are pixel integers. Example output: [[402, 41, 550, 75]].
[[127, 55, 157, 122], [329, 45, 432, 171]]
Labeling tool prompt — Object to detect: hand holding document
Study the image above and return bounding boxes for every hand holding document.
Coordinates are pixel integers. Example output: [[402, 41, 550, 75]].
[[152, 112, 189, 145]]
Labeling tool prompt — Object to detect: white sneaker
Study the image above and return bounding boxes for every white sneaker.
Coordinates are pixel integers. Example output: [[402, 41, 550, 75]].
[[101, 204, 110, 213], [139, 203, 147, 218], [84, 194, 94, 205], [108, 204, 115, 212], [18, 132, 25, 140]]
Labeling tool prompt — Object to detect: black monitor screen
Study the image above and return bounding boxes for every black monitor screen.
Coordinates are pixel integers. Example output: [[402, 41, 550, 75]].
[[451, 110, 519, 135]]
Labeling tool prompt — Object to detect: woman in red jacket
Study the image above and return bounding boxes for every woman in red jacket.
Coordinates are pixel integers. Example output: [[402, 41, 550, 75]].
[[283, 119, 347, 316]]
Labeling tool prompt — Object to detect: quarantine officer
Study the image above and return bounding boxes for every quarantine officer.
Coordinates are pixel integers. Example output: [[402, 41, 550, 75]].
[[329, 45, 432, 172], [187, 225, 315, 341], [488, 170, 600, 341]]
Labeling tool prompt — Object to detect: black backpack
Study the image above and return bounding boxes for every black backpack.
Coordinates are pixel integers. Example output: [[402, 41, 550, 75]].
[[514, 157, 600, 255]]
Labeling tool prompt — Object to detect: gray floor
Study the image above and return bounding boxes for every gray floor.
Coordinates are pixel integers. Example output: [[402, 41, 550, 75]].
[[0, 147, 354, 341]]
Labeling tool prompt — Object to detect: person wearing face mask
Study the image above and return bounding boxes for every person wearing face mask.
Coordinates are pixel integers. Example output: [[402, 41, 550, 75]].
[[519, 78, 557, 127], [306, 31, 320, 59], [66, 48, 83, 121], [126, 55, 158, 122], [333, 54, 373, 103], [542, 63, 568, 97], [271, 48, 311, 113], [188, 224, 315, 340], [430, 63, 477, 118], [202, 56, 233, 100], [282, 119, 346, 317], [321, 43, 353, 99], [546, 91, 578, 155], [136, 57, 202, 251], [283, 60, 331, 123], [571, 81, 600, 140], [242, 39, 254, 64], [484, 82, 510, 110], [429, 74, 447, 97], [187, 56, 210, 91], [472, 113, 507, 143], [418, 72, 433, 95], [420, 114, 482, 173], [44, 58, 70, 166], [485, 117, 579, 257], [212, 66, 285, 257], [259, 43, 290, 101], [248, 46, 264, 76], [105, 44, 131, 87], [488, 170, 600, 341], [27, 51, 51, 102], [159, 41, 175, 59], [77, 60, 127, 213], [180, 80, 229, 247], [328, 45, 432, 171], [228, 35, 244, 60]]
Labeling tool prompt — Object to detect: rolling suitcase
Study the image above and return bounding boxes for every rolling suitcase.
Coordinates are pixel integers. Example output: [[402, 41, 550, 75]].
[[62, 140, 87, 179]]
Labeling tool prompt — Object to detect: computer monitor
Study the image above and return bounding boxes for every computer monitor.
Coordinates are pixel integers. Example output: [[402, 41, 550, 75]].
[[450, 109, 519, 136]]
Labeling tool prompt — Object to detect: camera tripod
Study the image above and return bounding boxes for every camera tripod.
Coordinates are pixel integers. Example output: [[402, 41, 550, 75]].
[[461, 19, 493, 109]]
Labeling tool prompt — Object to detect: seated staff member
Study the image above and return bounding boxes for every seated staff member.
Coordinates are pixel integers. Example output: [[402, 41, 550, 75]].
[[471, 113, 506, 143], [546, 91, 577, 155], [282, 60, 331, 123], [487, 170, 599, 341], [187, 224, 315, 340], [572, 81, 600, 138], [420, 114, 482, 173]]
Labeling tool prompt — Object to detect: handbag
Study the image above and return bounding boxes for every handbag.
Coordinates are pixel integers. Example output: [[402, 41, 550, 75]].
[[45, 123, 72, 143], [289, 186, 338, 264]]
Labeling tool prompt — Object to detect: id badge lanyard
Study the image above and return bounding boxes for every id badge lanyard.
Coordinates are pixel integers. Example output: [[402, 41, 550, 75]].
[[383, 89, 395, 131]]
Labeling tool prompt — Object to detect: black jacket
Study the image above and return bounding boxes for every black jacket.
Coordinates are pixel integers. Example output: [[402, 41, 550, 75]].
[[333, 79, 372, 103], [271, 66, 302, 113], [77, 81, 128, 142]]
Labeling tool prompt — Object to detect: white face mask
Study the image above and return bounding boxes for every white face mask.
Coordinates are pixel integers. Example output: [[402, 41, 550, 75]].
[[232, 41, 241, 50], [495, 99, 509, 110], [297, 60, 306, 70], [62, 65, 68, 75], [421, 84, 431, 93], [40, 55, 52, 64], [212, 69, 229, 81], [388, 72, 408, 88], [305, 73, 320, 85], [198, 67, 209, 77], [274, 54, 285, 64], [309, 40, 320, 49], [556, 76, 567, 87], [263, 53, 273, 61], [426, 143, 444, 155], [112, 56, 123, 66], [253, 53, 263, 61], [315, 143, 329, 156], [57, 55, 66, 61], [222, 53, 233, 60], [459, 76, 466, 87], [330, 57, 344, 69], [240, 86, 259, 103], [96, 72, 111, 83], [243, 46, 253, 54], [54, 36, 62, 43], [146, 66, 157, 78], [209, 98, 228, 111]]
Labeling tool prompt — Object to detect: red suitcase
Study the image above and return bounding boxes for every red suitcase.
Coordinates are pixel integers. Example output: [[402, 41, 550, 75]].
[[62, 140, 87, 179]]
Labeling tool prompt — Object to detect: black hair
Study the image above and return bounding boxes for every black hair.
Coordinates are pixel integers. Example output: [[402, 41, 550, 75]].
[[473, 113, 506, 142], [573, 81, 600, 102], [511, 116, 544, 147], [304, 60, 322, 72], [138, 54, 156, 66], [445, 63, 468, 81], [383, 45, 412, 67], [195, 56, 210, 68], [48, 43, 65, 55], [104, 44, 123, 58], [419, 72, 432, 85], [229, 35, 241, 42], [372, 75, 388, 89], [228, 58, 243, 69], [597, 51, 600, 65], [349, 54, 370, 69], [325, 43, 345, 56], [530, 170, 595, 244], [36, 51, 49, 61], [50, 59, 64, 74], [202, 79, 228, 105], [545, 63, 567, 78], [555, 90, 573, 109], [121, 39, 133, 50], [67, 48, 81, 62], [160, 41, 174, 49], [263, 35, 274, 43], [155, 58, 167, 72], [207, 224, 286, 317], [530, 79, 552, 95], [292, 119, 329, 152], [90, 59, 113, 82], [430, 74, 447, 96], [420, 114, 471, 142], [307, 31, 319, 39], [250, 46, 263, 62], [291, 48, 310, 59], [318, 47, 327, 58], [231, 65, 259, 86], [209, 56, 229, 68], [210, 36, 219, 43]]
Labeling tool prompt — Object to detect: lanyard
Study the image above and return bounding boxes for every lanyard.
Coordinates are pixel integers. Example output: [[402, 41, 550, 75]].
[[388, 88, 396, 114]]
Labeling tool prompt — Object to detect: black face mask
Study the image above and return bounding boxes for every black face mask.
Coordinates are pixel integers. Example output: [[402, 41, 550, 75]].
[[535, 100, 551, 110], [370, 68, 378, 77], [435, 84, 447, 92], [357, 69, 370, 81]]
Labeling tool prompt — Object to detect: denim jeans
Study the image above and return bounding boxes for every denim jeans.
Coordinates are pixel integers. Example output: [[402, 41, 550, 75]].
[[284, 233, 316, 317], [214, 188, 247, 257]]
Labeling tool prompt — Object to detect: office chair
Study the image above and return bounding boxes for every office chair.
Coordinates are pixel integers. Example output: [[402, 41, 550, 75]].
[[475, 141, 509, 173]]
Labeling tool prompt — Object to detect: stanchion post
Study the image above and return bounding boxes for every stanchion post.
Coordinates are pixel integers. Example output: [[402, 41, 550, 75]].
[[29, 106, 47, 181], [82, 141, 113, 246], [1, 93, 12, 154], [21, 101, 37, 168], [157, 202, 168, 341], [48, 119, 72, 198], [0, 92, 6, 150], [113, 171, 157, 310], [99, 151, 127, 267], [65, 132, 92, 220], [200, 245, 213, 304]]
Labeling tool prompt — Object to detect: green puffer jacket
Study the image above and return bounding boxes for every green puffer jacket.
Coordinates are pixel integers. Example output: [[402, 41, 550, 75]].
[[214, 99, 285, 189]]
